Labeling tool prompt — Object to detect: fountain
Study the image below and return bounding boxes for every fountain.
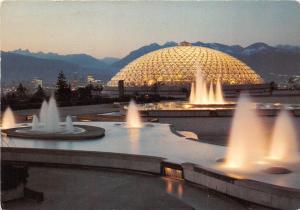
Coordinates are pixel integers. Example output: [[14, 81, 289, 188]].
[[224, 94, 299, 170], [192, 68, 208, 104], [190, 67, 227, 106], [208, 82, 214, 104], [126, 100, 143, 128], [269, 109, 299, 162], [1, 107, 16, 129], [2, 96, 105, 140], [39, 100, 48, 126], [45, 96, 60, 132], [215, 79, 225, 104], [189, 82, 195, 104], [28, 96, 61, 133], [65, 116, 74, 133], [123, 65, 244, 118], [122, 68, 236, 118], [225, 94, 267, 169], [31, 115, 39, 131]]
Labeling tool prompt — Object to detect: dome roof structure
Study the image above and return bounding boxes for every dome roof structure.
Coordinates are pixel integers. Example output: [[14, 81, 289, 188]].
[[108, 43, 263, 87]]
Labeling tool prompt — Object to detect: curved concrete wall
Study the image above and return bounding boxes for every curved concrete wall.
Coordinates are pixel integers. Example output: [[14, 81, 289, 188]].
[[2, 147, 300, 209]]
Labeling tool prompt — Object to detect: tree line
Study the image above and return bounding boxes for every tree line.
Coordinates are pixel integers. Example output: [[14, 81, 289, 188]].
[[1, 71, 110, 110]]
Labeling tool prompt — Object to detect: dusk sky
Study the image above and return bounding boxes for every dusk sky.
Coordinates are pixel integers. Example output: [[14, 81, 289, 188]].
[[1, 1, 300, 58]]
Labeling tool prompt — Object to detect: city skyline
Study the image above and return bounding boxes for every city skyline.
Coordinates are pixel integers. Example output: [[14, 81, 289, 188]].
[[1, 1, 300, 58]]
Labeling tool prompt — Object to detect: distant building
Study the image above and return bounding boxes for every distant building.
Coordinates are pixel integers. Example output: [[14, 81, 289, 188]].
[[70, 80, 79, 90], [32, 78, 43, 88], [289, 76, 300, 89], [87, 75, 95, 84], [87, 75, 102, 86]]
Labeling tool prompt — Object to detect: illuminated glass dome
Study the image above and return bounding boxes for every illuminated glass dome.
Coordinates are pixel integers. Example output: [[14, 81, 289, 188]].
[[108, 42, 264, 87]]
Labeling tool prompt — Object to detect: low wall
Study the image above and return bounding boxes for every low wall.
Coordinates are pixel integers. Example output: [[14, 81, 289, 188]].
[[1, 147, 164, 174], [182, 163, 300, 210]]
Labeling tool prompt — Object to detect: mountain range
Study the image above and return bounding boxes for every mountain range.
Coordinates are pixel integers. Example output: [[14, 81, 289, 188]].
[[2, 41, 300, 86]]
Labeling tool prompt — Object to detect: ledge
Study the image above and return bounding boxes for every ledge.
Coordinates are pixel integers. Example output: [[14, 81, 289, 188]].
[[182, 162, 300, 210], [142, 109, 298, 118], [1, 147, 164, 174], [1, 125, 105, 140], [2, 147, 300, 209]]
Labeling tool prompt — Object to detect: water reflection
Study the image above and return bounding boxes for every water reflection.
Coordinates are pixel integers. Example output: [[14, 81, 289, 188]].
[[1, 133, 10, 146], [177, 182, 183, 198], [127, 128, 140, 153], [164, 178, 184, 198], [166, 180, 173, 194]]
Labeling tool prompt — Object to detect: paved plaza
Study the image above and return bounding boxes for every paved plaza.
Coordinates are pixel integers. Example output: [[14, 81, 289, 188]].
[[4, 167, 268, 210]]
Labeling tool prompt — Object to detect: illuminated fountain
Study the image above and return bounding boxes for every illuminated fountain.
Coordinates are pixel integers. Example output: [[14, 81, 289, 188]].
[[126, 100, 143, 128], [65, 116, 74, 133], [269, 109, 299, 162], [44, 96, 60, 132], [26, 96, 65, 133], [215, 79, 225, 104], [189, 67, 226, 105], [189, 82, 195, 104], [1, 107, 16, 129], [225, 94, 267, 169], [1, 107, 16, 146], [191, 68, 208, 104], [31, 115, 39, 131], [134, 66, 234, 116], [39, 100, 48, 126], [223, 94, 299, 172], [2, 96, 105, 140]]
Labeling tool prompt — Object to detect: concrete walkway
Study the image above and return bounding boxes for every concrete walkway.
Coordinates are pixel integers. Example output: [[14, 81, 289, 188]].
[[3, 167, 267, 210]]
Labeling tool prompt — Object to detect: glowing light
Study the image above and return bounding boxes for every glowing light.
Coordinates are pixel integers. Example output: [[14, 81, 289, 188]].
[[164, 167, 183, 179], [81, 119, 91, 122]]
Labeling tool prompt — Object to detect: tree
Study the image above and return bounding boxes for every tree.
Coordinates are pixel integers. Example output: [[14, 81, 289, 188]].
[[77, 85, 92, 102], [91, 84, 103, 96], [269, 81, 277, 95], [31, 85, 46, 102], [55, 71, 72, 101], [16, 83, 27, 99]]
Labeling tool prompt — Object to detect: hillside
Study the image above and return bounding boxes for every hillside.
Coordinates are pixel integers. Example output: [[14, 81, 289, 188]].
[[2, 42, 300, 85]]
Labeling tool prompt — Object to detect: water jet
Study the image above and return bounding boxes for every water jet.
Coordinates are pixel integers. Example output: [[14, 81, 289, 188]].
[[125, 100, 143, 128], [1, 107, 16, 129]]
